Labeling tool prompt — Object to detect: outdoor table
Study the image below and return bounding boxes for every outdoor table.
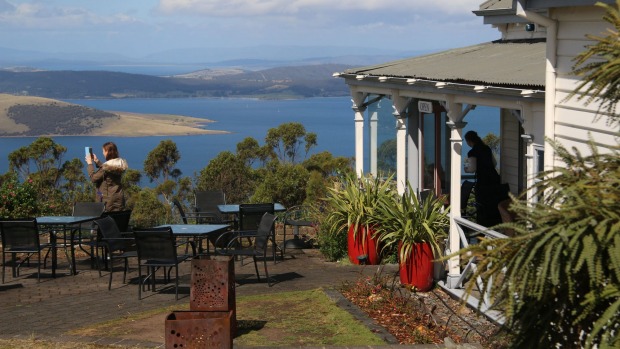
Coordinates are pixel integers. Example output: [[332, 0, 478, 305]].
[[217, 203, 286, 262], [217, 203, 286, 215], [36, 215, 99, 277], [155, 224, 231, 256]]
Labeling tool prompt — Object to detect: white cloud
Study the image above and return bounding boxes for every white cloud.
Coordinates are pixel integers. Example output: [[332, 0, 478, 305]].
[[156, 0, 483, 17], [0, 1, 141, 29]]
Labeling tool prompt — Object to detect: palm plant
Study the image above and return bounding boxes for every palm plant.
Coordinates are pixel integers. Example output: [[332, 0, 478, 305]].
[[569, 0, 620, 123], [454, 140, 620, 348]]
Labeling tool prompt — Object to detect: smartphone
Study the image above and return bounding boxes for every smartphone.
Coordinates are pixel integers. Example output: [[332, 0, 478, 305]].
[[85, 146, 93, 158]]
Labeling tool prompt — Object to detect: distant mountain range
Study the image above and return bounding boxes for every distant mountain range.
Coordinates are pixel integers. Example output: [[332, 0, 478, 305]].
[[0, 45, 436, 99], [0, 63, 353, 99]]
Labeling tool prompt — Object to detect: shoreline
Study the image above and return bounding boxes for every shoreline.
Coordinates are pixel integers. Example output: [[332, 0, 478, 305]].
[[0, 94, 231, 137]]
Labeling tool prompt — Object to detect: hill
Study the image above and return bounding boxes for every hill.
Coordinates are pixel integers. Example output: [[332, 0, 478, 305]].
[[0, 64, 352, 99], [0, 94, 225, 137]]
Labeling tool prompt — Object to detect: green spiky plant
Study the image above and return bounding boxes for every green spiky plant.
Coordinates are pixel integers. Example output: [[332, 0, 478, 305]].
[[321, 172, 396, 246], [371, 182, 449, 263], [569, 0, 620, 124], [453, 140, 620, 348]]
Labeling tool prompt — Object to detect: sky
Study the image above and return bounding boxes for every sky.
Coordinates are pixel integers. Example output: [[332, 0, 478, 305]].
[[0, 0, 499, 59]]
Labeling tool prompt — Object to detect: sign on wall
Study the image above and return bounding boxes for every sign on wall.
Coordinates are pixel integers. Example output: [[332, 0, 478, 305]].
[[418, 101, 433, 113]]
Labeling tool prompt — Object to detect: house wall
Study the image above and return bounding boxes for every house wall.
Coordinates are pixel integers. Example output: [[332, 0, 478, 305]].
[[499, 22, 547, 40], [551, 5, 618, 162], [500, 109, 520, 195]]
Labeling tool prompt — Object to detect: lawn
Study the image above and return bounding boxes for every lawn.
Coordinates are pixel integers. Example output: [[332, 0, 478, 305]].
[[0, 288, 385, 348]]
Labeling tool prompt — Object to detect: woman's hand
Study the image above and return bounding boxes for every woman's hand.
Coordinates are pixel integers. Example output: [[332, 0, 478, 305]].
[[85, 155, 92, 165]]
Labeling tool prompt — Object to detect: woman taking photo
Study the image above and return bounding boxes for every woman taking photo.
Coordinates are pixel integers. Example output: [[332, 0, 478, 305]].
[[85, 141, 128, 212]]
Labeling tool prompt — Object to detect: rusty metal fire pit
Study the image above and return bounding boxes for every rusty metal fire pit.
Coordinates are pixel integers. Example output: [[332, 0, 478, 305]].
[[190, 255, 235, 312], [165, 310, 233, 349]]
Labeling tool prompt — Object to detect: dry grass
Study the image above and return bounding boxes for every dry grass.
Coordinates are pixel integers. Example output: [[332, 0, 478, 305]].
[[0, 93, 229, 137]]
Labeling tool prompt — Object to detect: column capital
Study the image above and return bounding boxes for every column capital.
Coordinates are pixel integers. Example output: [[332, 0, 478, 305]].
[[446, 120, 467, 130], [352, 105, 367, 113]]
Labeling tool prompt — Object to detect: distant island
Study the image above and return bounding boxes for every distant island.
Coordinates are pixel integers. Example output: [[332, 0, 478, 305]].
[[0, 94, 228, 137]]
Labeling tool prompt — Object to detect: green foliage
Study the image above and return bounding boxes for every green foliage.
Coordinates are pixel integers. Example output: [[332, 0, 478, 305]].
[[454, 140, 620, 349], [322, 173, 397, 244], [251, 162, 309, 207], [196, 151, 255, 203], [236, 137, 263, 166], [303, 151, 353, 177], [317, 226, 348, 262], [130, 188, 169, 228], [0, 174, 55, 218], [377, 139, 396, 173], [372, 182, 449, 262], [264, 122, 317, 163], [143, 139, 181, 183], [5, 137, 88, 215], [569, 0, 620, 122]]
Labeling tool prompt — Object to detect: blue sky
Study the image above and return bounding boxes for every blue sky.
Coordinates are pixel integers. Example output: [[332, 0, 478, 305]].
[[0, 0, 499, 58]]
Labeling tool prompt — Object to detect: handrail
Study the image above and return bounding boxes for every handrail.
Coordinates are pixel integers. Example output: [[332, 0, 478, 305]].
[[441, 214, 509, 325]]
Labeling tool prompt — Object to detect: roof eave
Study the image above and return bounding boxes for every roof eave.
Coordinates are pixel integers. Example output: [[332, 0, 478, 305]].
[[335, 73, 545, 101]]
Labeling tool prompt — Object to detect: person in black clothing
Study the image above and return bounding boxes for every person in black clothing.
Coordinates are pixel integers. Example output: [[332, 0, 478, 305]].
[[464, 131, 505, 226]]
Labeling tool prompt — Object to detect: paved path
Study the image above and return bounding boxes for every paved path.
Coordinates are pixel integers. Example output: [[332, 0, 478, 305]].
[[0, 248, 476, 348]]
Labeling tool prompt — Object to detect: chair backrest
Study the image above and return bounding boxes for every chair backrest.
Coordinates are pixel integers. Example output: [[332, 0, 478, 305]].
[[195, 190, 226, 211], [253, 213, 278, 253], [72, 202, 105, 233], [194, 190, 226, 222], [418, 189, 435, 205], [172, 199, 188, 224], [101, 210, 132, 232], [133, 227, 177, 262], [73, 202, 105, 216], [239, 203, 274, 231], [94, 216, 125, 251], [0, 218, 40, 250]]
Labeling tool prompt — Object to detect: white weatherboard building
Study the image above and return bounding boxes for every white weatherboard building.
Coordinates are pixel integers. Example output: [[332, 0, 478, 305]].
[[336, 0, 619, 318]]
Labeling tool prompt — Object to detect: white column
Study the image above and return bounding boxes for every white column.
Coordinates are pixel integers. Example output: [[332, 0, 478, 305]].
[[394, 112, 407, 195], [392, 95, 410, 195], [407, 108, 420, 194], [370, 109, 379, 176], [353, 105, 366, 177], [445, 99, 465, 289]]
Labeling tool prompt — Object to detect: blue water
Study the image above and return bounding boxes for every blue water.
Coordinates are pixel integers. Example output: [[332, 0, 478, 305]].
[[0, 97, 499, 179]]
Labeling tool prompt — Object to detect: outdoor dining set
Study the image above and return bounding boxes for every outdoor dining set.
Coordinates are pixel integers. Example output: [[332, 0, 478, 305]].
[[0, 190, 315, 300]]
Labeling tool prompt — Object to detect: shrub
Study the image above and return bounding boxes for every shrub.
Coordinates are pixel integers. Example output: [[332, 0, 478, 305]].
[[0, 175, 53, 217]]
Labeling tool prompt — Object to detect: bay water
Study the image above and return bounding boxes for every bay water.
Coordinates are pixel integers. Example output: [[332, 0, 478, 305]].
[[0, 97, 498, 179]]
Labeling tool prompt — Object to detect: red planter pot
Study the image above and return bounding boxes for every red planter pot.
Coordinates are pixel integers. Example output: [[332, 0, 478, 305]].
[[347, 225, 380, 265], [399, 242, 434, 291]]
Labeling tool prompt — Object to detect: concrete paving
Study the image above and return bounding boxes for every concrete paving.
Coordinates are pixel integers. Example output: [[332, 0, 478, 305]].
[[0, 248, 473, 348]]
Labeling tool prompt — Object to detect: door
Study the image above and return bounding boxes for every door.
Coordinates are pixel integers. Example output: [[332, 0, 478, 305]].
[[420, 103, 449, 197]]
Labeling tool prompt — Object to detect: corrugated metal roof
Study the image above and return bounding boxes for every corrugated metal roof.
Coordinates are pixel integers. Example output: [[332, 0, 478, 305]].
[[478, 0, 514, 11], [344, 41, 545, 88]]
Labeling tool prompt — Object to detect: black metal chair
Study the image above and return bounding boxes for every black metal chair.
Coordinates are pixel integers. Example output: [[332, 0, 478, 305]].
[[172, 199, 189, 224], [238, 203, 279, 261], [70, 202, 105, 264], [282, 205, 315, 254], [1, 218, 51, 283], [133, 227, 191, 300], [194, 190, 235, 225], [93, 216, 137, 290], [101, 209, 132, 233], [216, 212, 278, 286]]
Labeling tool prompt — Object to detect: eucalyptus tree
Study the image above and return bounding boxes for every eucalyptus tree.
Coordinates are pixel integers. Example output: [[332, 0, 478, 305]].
[[143, 139, 183, 204], [7, 137, 90, 213]]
